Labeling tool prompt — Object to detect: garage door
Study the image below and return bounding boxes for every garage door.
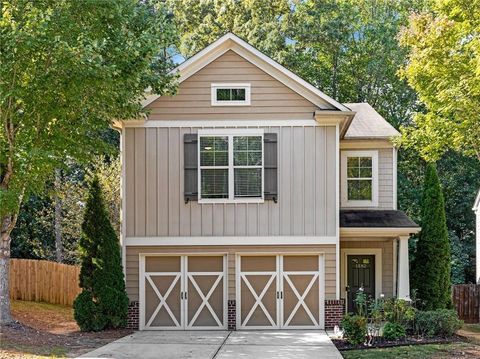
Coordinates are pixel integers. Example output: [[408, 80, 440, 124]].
[[237, 254, 324, 329], [140, 255, 227, 330]]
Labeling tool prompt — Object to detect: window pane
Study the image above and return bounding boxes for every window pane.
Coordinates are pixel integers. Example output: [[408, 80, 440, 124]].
[[216, 89, 231, 101], [347, 157, 359, 168], [248, 136, 261, 150], [347, 167, 359, 178], [359, 167, 372, 177], [234, 136, 248, 151], [347, 179, 372, 201], [234, 151, 248, 166], [360, 157, 372, 167], [234, 168, 262, 197], [200, 136, 228, 166], [201, 169, 228, 199], [248, 152, 262, 166], [231, 88, 246, 101]]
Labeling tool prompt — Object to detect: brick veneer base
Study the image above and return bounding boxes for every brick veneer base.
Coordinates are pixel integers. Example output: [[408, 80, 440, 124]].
[[127, 299, 343, 330], [228, 300, 236, 330], [127, 301, 139, 330], [325, 299, 345, 329]]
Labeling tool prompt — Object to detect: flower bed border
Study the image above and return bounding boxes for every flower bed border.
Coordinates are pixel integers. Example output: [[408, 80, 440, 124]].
[[333, 335, 464, 351]]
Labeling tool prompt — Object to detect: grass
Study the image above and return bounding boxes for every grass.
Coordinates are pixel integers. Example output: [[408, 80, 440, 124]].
[[463, 324, 480, 334], [0, 342, 68, 358], [341, 342, 478, 359]]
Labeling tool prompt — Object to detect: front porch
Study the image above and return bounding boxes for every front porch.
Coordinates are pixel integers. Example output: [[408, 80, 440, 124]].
[[339, 209, 420, 313]]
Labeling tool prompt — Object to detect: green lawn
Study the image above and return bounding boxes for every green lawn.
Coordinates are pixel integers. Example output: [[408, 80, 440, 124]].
[[341, 342, 480, 359], [464, 324, 480, 334]]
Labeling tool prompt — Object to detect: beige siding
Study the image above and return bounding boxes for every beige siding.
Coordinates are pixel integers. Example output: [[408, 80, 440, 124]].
[[339, 148, 394, 209], [124, 126, 337, 237], [146, 51, 318, 120], [341, 239, 395, 297], [126, 244, 337, 302]]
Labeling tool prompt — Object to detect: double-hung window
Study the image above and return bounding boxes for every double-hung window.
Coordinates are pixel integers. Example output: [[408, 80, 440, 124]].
[[198, 129, 263, 203], [341, 150, 378, 207]]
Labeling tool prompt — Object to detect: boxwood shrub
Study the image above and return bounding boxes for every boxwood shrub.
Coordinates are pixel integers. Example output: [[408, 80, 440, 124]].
[[415, 309, 462, 337]]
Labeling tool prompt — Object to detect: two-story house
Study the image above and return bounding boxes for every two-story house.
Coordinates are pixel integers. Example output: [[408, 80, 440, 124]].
[[116, 33, 420, 331]]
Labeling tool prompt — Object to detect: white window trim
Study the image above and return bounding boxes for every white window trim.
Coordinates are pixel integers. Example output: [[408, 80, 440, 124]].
[[211, 83, 251, 106], [341, 150, 378, 207], [198, 129, 264, 204]]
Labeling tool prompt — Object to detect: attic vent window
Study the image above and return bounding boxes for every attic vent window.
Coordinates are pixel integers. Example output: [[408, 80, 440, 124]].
[[211, 83, 251, 106]]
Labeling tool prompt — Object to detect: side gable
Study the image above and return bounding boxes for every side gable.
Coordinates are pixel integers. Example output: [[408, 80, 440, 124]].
[[145, 50, 319, 120]]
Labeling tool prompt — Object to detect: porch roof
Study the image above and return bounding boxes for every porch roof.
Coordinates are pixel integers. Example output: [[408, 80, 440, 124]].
[[340, 210, 419, 228]]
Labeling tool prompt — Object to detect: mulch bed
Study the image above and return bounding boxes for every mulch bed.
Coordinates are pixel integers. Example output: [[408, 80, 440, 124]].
[[333, 335, 465, 351]]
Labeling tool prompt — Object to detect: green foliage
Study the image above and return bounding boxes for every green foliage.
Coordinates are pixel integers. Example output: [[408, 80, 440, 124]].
[[0, 0, 176, 222], [74, 178, 128, 331], [168, 0, 290, 60], [383, 322, 406, 340], [399, 0, 480, 161], [342, 314, 368, 345], [411, 163, 451, 310], [73, 290, 105, 332], [382, 298, 415, 325], [415, 309, 462, 337]]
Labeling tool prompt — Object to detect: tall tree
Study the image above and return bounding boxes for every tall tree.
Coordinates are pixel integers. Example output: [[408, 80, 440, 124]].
[[398, 0, 480, 161], [74, 178, 128, 331], [168, 0, 291, 60], [0, 0, 176, 324], [412, 163, 451, 309]]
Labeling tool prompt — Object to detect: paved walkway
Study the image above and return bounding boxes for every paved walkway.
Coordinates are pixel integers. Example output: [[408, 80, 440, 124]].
[[79, 330, 343, 359]]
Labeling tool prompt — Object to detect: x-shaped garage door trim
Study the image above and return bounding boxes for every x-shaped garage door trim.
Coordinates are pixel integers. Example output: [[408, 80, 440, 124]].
[[187, 273, 224, 328], [282, 272, 319, 327], [241, 273, 277, 327], [145, 274, 181, 328]]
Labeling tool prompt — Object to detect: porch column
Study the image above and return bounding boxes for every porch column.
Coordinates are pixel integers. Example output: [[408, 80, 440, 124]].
[[397, 235, 410, 300]]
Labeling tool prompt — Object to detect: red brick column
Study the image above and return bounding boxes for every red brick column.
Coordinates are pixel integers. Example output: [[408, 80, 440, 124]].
[[127, 301, 139, 330], [325, 299, 345, 329], [228, 300, 236, 330]]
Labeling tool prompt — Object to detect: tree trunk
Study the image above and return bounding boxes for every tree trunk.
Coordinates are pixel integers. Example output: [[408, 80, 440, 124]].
[[54, 168, 63, 263], [0, 215, 14, 325]]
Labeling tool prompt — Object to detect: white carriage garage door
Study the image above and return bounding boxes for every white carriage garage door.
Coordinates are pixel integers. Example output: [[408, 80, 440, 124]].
[[237, 254, 324, 329], [140, 255, 227, 330]]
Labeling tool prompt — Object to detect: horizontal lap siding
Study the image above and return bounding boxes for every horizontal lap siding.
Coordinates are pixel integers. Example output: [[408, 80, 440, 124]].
[[125, 245, 337, 302], [124, 126, 337, 237], [341, 240, 394, 297], [146, 50, 318, 120]]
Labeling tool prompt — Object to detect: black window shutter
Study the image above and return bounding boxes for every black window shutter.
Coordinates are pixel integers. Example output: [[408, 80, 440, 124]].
[[264, 133, 278, 202], [184, 133, 198, 203]]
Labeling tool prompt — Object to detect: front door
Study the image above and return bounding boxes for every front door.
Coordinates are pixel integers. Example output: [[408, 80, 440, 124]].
[[346, 255, 375, 313]]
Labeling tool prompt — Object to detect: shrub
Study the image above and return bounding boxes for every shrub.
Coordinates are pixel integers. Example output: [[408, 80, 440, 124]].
[[383, 298, 415, 325], [74, 178, 128, 331], [341, 314, 367, 345], [383, 322, 406, 340], [73, 290, 106, 332], [415, 309, 462, 337]]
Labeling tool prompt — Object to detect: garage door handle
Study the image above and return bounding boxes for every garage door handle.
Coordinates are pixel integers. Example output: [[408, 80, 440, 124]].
[[181, 292, 183, 299], [184, 291, 188, 300], [280, 291, 283, 299]]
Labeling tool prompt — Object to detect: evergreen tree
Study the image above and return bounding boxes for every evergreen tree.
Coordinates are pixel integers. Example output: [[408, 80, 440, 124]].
[[412, 163, 451, 310], [74, 178, 128, 331]]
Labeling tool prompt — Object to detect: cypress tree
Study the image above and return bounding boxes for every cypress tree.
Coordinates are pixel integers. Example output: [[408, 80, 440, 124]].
[[74, 177, 128, 331], [412, 163, 451, 310]]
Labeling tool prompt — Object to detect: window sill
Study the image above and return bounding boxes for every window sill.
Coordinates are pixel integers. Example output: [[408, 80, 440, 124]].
[[341, 200, 378, 208], [198, 198, 265, 204]]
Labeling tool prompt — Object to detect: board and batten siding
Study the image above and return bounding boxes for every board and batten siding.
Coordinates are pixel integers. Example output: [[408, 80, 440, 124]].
[[124, 126, 337, 237], [339, 148, 394, 209], [145, 50, 319, 120], [125, 245, 337, 301]]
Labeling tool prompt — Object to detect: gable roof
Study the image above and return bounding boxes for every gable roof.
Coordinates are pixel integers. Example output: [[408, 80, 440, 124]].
[[142, 33, 350, 112], [474, 189, 480, 211], [343, 103, 400, 139]]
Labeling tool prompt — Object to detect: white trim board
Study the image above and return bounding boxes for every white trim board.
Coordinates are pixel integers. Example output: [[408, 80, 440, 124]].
[[340, 248, 383, 302], [126, 236, 338, 246], [119, 119, 332, 128]]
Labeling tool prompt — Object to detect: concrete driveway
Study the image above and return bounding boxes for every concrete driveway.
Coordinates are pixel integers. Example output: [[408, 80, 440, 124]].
[[79, 330, 342, 359]]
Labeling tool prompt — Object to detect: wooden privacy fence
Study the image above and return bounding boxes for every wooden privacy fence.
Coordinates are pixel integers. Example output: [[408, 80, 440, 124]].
[[9, 259, 81, 306], [452, 284, 480, 323]]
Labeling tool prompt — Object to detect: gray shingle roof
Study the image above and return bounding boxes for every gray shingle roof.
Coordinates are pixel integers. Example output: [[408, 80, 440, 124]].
[[340, 210, 419, 228], [343, 103, 400, 139]]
